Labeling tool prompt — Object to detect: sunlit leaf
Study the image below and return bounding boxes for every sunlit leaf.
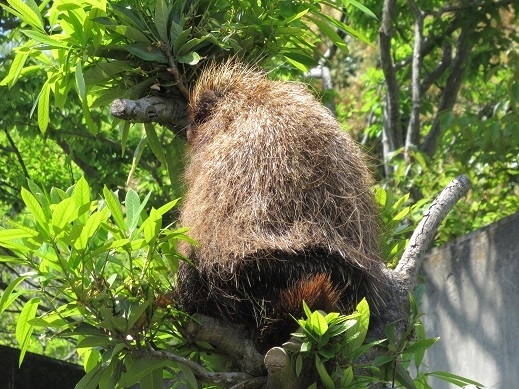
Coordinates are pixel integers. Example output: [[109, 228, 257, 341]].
[[37, 79, 51, 133], [16, 297, 40, 366], [5, 0, 44, 31], [0, 275, 28, 314]]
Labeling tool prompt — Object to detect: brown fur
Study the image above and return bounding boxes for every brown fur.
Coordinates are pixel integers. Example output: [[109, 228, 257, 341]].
[[175, 62, 386, 352]]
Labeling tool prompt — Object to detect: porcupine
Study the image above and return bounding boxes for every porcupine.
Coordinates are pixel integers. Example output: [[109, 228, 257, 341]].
[[174, 61, 387, 353]]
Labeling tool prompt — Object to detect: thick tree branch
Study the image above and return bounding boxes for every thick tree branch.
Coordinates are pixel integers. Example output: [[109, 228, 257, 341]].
[[422, 27, 473, 156], [420, 41, 452, 96], [134, 347, 258, 388], [186, 314, 265, 377], [110, 96, 188, 139], [395, 174, 472, 285]]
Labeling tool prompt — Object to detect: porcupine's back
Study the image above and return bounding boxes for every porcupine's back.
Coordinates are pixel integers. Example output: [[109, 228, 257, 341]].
[[175, 62, 386, 352]]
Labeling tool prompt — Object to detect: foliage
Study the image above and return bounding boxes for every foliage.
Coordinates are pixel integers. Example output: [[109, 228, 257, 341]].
[[0, 178, 193, 386], [337, 0, 519, 245], [0, 179, 484, 388], [273, 294, 483, 389]]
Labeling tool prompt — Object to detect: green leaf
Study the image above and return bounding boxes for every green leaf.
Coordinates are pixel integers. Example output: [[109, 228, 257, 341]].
[[144, 123, 167, 166], [154, 0, 170, 44], [126, 133, 147, 186], [37, 79, 51, 133], [342, 365, 353, 387], [16, 297, 40, 366], [125, 189, 141, 232], [177, 51, 200, 65], [77, 336, 117, 348], [5, 0, 44, 31], [142, 208, 161, 244], [103, 187, 126, 235], [395, 362, 417, 389], [295, 354, 303, 376], [315, 355, 334, 389], [81, 99, 98, 134], [73, 177, 91, 208], [0, 48, 29, 87], [0, 275, 28, 314], [176, 37, 203, 58], [352, 298, 369, 349], [0, 228, 37, 243], [119, 359, 167, 387], [306, 15, 348, 54], [51, 197, 78, 230], [75, 364, 104, 389], [403, 337, 439, 354], [75, 62, 86, 100], [178, 363, 198, 389], [139, 368, 163, 389], [73, 209, 106, 251], [21, 187, 48, 228], [127, 43, 168, 63], [126, 301, 151, 328], [426, 371, 484, 387], [414, 322, 426, 370], [19, 29, 69, 48], [341, 0, 378, 19], [375, 187, 387, 207], [173, 28, 192, 56], [310, 310, 328, 336]]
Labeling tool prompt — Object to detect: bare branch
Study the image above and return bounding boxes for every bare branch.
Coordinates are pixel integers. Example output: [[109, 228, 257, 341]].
[[158, 41, 190, 99], [379, 0, 403, 159], [395, 174, 472, 285], [405, 0, 424, 152], [110, 96, 188, 133], [3, 128, 30, 179], [420, 41, 452, 96], [264, 347, 300, 389], [422, 27, 473, 156], [186, 314, 265, 377], [136, 347, 256, 388]]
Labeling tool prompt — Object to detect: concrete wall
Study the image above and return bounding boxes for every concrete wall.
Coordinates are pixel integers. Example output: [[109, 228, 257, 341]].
[[420, 212, 519, 389]]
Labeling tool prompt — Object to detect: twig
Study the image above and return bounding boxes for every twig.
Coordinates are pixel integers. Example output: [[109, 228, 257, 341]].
[[159, 41, 190, 99]]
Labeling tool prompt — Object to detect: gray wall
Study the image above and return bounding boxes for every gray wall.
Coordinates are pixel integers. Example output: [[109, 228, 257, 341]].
[[420, 212, 519, 389]]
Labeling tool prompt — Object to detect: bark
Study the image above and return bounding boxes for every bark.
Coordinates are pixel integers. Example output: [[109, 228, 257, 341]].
[[422, 26, 473, 157], [379, 0, 403, 169], [110, 96, 188, 139], [404, 0, 424, 154]]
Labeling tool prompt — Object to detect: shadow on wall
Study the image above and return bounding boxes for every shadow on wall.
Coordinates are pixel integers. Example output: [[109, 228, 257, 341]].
[[420, 212, 519, 389]]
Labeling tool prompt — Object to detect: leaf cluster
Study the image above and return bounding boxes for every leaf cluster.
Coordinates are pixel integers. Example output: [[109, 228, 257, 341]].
[[288, 293, 484, 389], [0, 177, 203, 388]]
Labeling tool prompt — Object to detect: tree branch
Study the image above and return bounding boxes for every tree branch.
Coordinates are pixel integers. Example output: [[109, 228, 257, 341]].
[[420, 41, 452, 96], [422, 26, 473, 156], [395, 174, 472, 285], [379, 0, 403, 164], [404, 0, 424, 153], [110, 96, 188, 139], [135, 346, 259, 388], [3, 128, 30, 179], [186, 314, 265, 377]]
